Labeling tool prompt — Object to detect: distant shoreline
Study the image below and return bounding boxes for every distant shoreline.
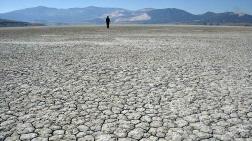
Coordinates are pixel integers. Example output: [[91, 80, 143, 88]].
[[1, 24, 252, 29]]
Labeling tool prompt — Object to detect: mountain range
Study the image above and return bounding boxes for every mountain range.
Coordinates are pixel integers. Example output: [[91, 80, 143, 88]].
[[0, 6, 252, 26]]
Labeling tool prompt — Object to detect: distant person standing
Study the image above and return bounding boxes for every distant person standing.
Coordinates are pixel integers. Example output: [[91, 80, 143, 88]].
[[106, 16, 111, 29]]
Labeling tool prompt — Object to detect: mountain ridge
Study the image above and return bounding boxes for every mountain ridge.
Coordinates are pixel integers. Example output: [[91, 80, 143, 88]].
[[0, 6, 252, 26]]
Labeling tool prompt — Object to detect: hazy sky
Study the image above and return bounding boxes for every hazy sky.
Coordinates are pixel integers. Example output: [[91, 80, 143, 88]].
[[1, 0, 252, 14]]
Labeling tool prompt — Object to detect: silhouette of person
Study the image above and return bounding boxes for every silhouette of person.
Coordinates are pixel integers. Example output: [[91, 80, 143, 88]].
[[106, 16, 111, 29]]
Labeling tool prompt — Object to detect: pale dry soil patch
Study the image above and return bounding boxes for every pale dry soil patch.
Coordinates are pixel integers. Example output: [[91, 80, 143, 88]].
[[0, 25, 252, 141]]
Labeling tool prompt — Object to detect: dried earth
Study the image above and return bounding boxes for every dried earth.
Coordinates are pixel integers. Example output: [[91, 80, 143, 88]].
[[0, 25, 252, 141]]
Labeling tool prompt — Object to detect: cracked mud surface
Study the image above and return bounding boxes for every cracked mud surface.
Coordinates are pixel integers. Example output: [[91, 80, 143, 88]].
[[0, 25, 252, 141]]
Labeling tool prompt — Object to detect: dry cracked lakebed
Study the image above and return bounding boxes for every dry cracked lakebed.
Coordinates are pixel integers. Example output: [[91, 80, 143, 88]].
[[0, 25, 252, 141]]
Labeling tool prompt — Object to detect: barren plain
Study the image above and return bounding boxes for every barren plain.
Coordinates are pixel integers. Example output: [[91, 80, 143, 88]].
[[0, 25, 252, 141]]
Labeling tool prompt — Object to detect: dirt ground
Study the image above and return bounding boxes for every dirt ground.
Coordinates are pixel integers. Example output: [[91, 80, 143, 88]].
[[0, 25, 252, 141]]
